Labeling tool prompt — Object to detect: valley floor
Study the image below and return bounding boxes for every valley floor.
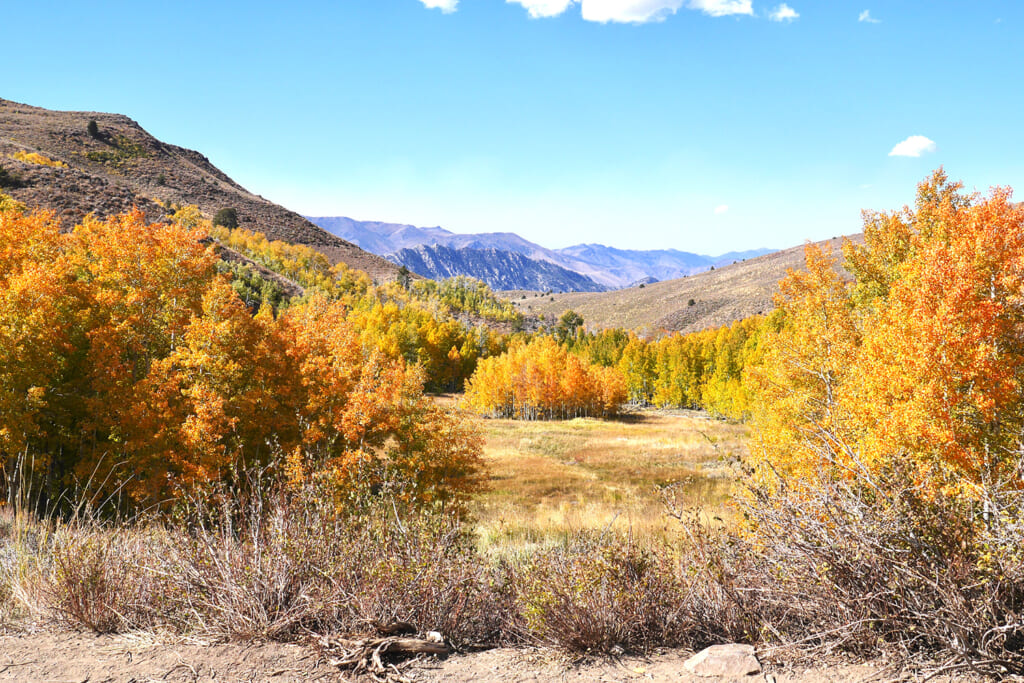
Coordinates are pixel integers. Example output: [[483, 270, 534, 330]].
[[471, 406, 747, 548]]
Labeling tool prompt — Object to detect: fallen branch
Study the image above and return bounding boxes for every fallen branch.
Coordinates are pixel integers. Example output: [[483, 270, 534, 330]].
[[320, 634, 449, 682]]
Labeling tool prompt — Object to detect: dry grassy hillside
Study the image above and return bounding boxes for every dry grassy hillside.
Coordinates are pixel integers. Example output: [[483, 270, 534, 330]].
[[0, 98, 399, 281], [508, 234, 860, 334]]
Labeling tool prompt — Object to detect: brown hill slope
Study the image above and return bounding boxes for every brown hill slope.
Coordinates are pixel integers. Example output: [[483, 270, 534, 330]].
[[510, 234, 860, 334], [0, 98, 398, 281]]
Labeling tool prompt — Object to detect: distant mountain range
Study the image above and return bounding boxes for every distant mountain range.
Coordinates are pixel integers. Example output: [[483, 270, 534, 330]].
[[389, 245, 604, 292], [308, 216, 772, 291]]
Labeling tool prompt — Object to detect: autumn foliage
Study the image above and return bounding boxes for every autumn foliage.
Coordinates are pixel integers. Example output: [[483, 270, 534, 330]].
[[539, 319, 762, 420], [210, 224, 509, 392], [462, 336, 627, 419], [10, 150, 68, 168], [750, 169, 1024, 498], [612, 318, 762, 418], [0, 201, 482, 511]]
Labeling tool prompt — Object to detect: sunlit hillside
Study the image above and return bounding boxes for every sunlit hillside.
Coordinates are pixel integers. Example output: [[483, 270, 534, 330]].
[[510, 234, 861, 334]]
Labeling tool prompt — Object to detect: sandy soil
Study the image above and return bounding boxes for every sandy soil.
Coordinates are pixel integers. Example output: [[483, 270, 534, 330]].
[[409, 647, 886, 683], [0, 630, 327, 682], [0, 630, 941, 683]]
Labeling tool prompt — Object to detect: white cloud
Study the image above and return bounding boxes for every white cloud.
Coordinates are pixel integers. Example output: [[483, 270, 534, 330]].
[[419, 0, 458, 13], [502, 0, 756, 23], [714, 204, 729, 214], [888, 135, 936, 158], [507, 0, 577, 18], [580, 0, 683, 23], [858, 9, 880, 23], [580, 0, 754, 23], [686, 0, 753, 17], [769, 3, 798, 21]]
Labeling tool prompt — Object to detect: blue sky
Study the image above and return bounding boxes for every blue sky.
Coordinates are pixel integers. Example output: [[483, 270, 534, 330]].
[[5, 1, 1022, 253]]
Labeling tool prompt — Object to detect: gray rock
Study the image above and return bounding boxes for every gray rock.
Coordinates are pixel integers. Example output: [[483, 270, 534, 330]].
[[682, 644, 761, 677]]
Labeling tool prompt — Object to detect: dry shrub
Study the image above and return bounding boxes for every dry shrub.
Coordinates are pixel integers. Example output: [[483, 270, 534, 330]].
[[512, 534, 684, 653], [0, 500, 67, 626], [156, 496, 329, 640], [44, 523, 170, 633], [733, 469, 1024, 677], [153, 483, 504, 646], [6, 471, 505, 645], [508, 526, 756, 655], [23, 454, 1024, 678], [325, 507, 508, 648], [0, 507, 34, 625]]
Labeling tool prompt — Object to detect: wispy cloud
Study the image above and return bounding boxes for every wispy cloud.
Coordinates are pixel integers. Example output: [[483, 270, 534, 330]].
[[714, 204, 729, 215], [858, 9, 880, 23], [769, 3, 798, 22], [889, 135, 936, 158], [419, 0, 459, 12], [507, 0, 576, 18]]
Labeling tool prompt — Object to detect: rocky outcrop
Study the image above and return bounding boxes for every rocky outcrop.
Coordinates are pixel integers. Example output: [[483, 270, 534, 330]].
[[388, 244, 606, 292]]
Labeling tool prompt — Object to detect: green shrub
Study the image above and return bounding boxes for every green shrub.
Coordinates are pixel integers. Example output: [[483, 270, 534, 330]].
[[84, 135, 148, 165], [0, 165, 22, 189], [397, 265, 411, 290], [213, 207, 239, 230], [219, 261, 288, 311]]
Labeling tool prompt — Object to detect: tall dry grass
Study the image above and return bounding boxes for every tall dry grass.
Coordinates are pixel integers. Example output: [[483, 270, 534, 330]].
[[473, 410, 745, 550]]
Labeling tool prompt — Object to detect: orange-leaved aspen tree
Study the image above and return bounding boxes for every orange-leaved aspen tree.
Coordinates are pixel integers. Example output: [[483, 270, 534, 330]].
[[0, 202, 484, 512], [462, 336, 627, 419], [751, 169, 1024, 498], [281, 295, 483, 507], [0, 205, 86, 500], [848, 178, 1024, 492]]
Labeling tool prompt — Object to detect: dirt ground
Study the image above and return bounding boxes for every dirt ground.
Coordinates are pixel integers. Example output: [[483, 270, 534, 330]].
[[0, 629, 975, 683]]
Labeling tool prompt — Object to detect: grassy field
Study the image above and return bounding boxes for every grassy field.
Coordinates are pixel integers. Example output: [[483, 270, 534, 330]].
[[469, 408, 749, 550]]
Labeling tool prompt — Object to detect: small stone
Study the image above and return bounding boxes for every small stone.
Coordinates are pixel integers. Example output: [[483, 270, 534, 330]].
[[682, 644, 761, 678]]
